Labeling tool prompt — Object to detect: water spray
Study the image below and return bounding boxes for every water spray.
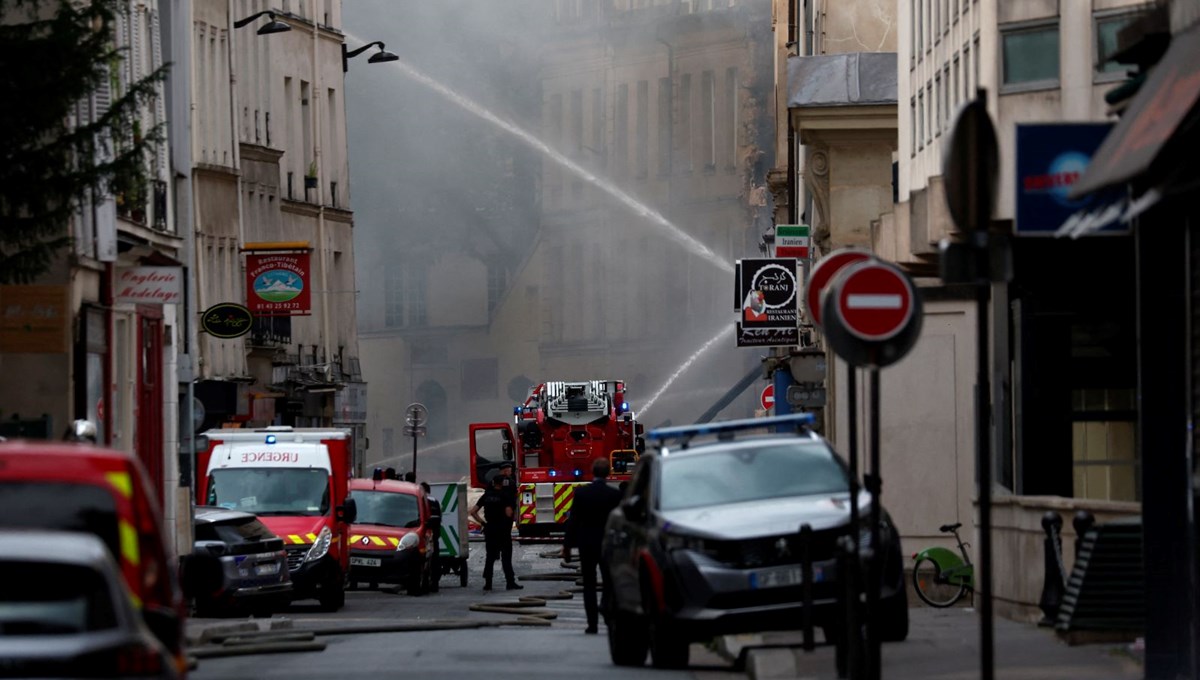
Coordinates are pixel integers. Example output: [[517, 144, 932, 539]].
[[639, 326, 735, 417]]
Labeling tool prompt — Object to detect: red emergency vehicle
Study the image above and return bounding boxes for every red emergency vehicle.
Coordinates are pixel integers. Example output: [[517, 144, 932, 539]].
[[0, 441, 189, 675], [469, 380, 644, 539], [197, 427, 357, 611], [346, 476, 434, 595]]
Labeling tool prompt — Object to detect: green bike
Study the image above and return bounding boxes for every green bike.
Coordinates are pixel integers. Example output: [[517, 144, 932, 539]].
[[911, 522, 974, 607]]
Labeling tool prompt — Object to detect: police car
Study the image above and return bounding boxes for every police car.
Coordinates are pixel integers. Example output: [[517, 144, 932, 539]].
[[601, 413, 908, 669]]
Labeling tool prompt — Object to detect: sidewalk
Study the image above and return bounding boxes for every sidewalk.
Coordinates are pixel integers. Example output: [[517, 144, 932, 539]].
[[717, 608, 1143, 680]]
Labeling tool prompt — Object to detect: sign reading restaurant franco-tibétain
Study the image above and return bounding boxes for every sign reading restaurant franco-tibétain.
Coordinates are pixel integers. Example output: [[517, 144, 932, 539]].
[[201, 303, 253, 339], [245, 251, 311, 316]]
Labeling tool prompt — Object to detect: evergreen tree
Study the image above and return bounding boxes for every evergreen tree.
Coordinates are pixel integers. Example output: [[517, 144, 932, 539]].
[[0, 0, 167, 283]]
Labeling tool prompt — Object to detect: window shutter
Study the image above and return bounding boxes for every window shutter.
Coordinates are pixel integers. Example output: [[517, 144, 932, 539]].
[[150, 8, 168, 182], [92, 65, 117, 262]]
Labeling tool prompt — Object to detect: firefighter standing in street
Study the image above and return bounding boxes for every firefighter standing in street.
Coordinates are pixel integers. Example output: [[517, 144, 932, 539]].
[[420, 481, 442, 594], [563, 458, 623, 634], [469, 472, 523, 591]]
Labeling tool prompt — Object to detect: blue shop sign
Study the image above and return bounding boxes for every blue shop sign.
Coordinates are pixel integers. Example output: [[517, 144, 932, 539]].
[[1015, 123, 1127, 236]]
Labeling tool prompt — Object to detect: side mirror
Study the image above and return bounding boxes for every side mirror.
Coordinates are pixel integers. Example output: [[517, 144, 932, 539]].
[[338, 498, 358, 524], [502, 442, 514, 461], [179, 552, 224, 601]]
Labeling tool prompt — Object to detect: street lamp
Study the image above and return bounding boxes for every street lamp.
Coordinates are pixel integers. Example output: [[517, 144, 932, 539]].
[[233, 11, 291, 35], [342, 41, 398, 72]]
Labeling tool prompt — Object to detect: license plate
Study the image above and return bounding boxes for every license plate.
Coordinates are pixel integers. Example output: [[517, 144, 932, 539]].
[[350, 557, 381, 567], [255, 562, 280, 576], [748, 566, 805, 589]]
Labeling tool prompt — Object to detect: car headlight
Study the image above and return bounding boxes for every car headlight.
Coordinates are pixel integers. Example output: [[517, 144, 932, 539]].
[[661, 531, 717, 556], [305, 527, 332, 563], [396, 532, 419, 552]]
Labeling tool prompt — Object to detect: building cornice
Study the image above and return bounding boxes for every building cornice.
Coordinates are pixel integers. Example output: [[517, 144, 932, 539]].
[[239, 143, 285, 163], [194, 163, 239, 180], [281, 199, 321, 218]]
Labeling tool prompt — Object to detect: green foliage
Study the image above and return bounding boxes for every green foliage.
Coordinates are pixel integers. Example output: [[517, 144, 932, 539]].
[[0, 0, 168, 283]]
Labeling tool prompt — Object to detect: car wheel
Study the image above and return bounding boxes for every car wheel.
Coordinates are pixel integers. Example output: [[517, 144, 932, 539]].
[[648, 618, 689, 669], [607, 609, 649, 667]]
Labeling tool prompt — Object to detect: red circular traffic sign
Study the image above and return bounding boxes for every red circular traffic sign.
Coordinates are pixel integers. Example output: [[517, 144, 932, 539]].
[[805, 249, 871, 329], [760, 384, 775, 411], [835, 261, 916, 342]]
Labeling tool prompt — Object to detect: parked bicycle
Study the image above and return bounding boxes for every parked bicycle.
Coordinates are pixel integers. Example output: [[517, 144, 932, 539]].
[[911, 522, 974, 607]]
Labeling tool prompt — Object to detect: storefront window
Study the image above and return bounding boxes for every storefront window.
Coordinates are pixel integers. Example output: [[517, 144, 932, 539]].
[[1071, 387, 1138, 502]]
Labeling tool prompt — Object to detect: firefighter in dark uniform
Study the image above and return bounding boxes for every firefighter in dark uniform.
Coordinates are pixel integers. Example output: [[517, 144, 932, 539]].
[[563, 458, 623, 634], [420, 481, 442, 593], [469, 472, 523, 591]]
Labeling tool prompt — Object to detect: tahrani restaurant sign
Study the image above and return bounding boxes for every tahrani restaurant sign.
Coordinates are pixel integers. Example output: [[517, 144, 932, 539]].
[[115, 266, 183, 305]]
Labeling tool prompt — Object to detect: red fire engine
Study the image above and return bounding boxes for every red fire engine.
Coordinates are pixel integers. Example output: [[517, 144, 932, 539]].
[[468, 380, 644, 539]]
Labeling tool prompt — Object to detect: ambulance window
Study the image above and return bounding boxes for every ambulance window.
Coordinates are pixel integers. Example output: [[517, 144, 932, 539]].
[[0, 483, 120, 559]]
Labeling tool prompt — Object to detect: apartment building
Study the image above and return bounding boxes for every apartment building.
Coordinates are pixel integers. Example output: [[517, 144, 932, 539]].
[[187, 0, 365, 469], [0, 0, 188, 545]]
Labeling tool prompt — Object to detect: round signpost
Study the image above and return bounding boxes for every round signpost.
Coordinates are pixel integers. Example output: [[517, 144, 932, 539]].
[[760, 384, 775, 412], [805, 248, 872, 330], [820, 258, 922, 368]]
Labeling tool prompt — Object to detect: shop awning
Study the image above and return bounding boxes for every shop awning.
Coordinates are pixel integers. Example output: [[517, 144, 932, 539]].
[[1070, 21, 1200, 199]]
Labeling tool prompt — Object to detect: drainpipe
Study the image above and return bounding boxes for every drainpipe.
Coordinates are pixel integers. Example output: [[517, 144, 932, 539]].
[[312, 0, 333, 422]]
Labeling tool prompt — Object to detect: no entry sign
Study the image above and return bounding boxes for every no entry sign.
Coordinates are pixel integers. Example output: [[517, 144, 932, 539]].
[[761, 384, 775, 411], [805, 249, 871, 329], [821, 258, 923, 368], [835, 261, 916, 342]]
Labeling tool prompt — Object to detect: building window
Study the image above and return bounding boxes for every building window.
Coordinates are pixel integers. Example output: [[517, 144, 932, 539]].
[[725, 67, 737, 170], [910, 98, 917, 157], [918, 92, 925, 150], [487, 263, 507, 314], [570, 89, 583, 156], [926, 83, 933, 144], [943, 65, 951, 125], [679, 73, 692, 171], [1095, 11, 1138, 80], [657, 77, 671, 175], [934, 73, 941, 136], [963, 43, 971, 98], [591, 87, 604, 161], [1072, 387, 1139, 502], [549, 93, 563, 150], [700, 70, 715, 169], [1000, 23, 1063, 91], [636, 80, 648, 177], [934, 0, 940, 43], [615, 83, 628, 175], [384, 268, 405, 328], [953, 56, 960, 111], [917, 0, 923, 55], [911, 0, 918, 66]]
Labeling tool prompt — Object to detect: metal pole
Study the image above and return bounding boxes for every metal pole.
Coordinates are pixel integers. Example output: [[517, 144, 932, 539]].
[[974, 89, 995, 680], [866, 367, 882, 680], [845, 365, 862, 680]]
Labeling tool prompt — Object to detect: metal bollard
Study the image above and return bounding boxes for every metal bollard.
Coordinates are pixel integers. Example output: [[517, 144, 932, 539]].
[[800, 524, 815, 652], [1037, 511, 1065, 626], [1073, 510, 1095, 558]]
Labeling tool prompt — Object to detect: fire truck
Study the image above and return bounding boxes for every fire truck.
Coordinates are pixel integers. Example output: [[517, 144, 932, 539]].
[[469, 380, 644, 539]]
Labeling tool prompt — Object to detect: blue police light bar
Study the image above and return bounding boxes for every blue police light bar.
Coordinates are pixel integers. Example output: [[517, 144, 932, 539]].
[[646, 413, 815, 443], [265, 434, 277, 445], [513, 406, 521, 415], [621, 401, 630, 412], [548, 469, 557, 477]]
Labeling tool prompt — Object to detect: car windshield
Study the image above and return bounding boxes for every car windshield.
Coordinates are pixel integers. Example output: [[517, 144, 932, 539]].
[[352, 490, 420, 528], [0, 483, 120, 560], [207, 468, 330, 516], [0, 562, 118, 635], [659, 441, 849, 511], [195, 516, 276, 544]]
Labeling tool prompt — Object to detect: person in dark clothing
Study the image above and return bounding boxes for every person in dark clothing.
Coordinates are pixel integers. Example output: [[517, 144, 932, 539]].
[[563, 458, 624, 634], [496, 461, 517, 505], [420, 481, 442, 593], [469, 474, 523, 591], [384, 467, 398, 480]]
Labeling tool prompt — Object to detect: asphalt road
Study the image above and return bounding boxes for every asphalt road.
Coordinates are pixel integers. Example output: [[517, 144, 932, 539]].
[[189, 540, 743, 680]]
